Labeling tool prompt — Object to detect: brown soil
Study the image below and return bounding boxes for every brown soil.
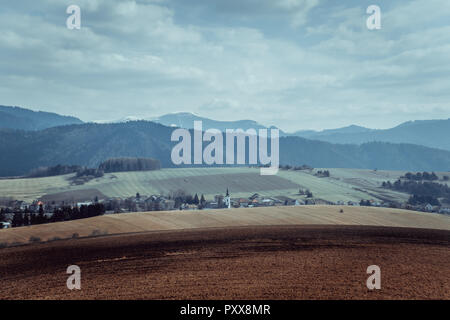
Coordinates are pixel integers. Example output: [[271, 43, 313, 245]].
[[0, 225, 449, 300]]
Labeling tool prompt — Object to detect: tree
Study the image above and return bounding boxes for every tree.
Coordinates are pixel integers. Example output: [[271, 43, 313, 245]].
[[200, 194, 206, 206], [23, 213, 30, 226], [0, 208, 6, 222], [193, 194, 199, 205], [37, 211, 47, 224], [12, 213, 24, 227]]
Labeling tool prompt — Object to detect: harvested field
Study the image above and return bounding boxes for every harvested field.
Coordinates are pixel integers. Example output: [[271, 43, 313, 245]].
[[1, 205, 450, 246], [0, 225, 449, 300], [39, 189, 107, 203], [0, 167, 411, 203]]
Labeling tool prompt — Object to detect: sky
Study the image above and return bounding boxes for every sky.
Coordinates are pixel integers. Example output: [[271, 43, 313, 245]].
[[0, 0, 449, 132]]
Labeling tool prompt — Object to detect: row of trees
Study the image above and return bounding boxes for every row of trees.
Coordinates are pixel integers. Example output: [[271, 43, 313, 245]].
[[167, 190, 206, 208], [99, 158, 160, 173], [315, 170, 330, 177], [401, 172, 439, 181], [382, 180, 450, 197], [278, 164, 314, 171], [8, 203, 105, 228], [27, 165, 83, 178], [382, 179, 450, 205], [26, 158, 161, 179], [407, 195, 441, 206], [298, 188, 313, 198]]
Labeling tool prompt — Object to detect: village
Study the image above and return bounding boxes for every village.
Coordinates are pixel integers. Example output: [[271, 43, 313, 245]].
[[1, 187, 449, 230]]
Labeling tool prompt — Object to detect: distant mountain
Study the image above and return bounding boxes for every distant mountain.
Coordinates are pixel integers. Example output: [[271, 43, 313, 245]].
[[0, 105, 83, 131], [152, 112, 283, 133], [0, 121, 449, 177], [292, 119, 450, 151], [292, 125, 373, 138]]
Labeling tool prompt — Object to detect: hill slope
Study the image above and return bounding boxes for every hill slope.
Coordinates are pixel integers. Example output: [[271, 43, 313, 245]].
[[1, 121, 450, 176], [294, 119, 450, 151], [0, 167, 410, 204], [1, 205, 449, 245], [152, 112, 279, 132], [0, 105, 83, 131]]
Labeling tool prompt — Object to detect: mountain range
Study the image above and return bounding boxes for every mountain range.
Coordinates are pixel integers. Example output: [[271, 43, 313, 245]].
[[0, 107, 449, 176], [292, 120, 450, 151], [151, 112, 276, 132], [152, 113, 450, 151]]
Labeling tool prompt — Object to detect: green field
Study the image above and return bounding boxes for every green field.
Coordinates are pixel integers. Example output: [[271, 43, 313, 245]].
[[0, 167, 411, 204]]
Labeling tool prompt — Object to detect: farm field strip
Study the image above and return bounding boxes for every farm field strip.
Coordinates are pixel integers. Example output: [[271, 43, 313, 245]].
[[1, 205, 449, 246], [0, 167, 412, 203]]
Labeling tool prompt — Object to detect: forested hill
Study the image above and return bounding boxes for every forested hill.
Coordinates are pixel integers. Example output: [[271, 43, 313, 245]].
[[1, 121, 450, 177], [293, 119, 450, 151], [0, 105, 83, 131]]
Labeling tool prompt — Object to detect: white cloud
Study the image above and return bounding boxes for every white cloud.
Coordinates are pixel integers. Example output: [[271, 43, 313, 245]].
[[0, 0, 449, 131]]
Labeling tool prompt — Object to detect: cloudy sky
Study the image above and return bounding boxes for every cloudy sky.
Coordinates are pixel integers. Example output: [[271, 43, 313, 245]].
[[1, 0, 449, 131]]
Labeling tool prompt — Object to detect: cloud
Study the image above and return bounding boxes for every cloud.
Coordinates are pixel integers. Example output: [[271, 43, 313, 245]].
[[0, 0, 449, 131]]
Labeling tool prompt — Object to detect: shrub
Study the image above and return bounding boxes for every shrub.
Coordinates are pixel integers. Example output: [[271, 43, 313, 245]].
[[29, 236, 41, 243]]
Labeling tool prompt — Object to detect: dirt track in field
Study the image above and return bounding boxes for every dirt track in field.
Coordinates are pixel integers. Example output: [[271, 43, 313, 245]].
[[0, 225, 449, 300]]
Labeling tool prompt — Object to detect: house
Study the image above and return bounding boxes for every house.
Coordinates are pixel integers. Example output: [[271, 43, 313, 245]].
[[205, 201, 219, 209], [315, 199, 334, 205], [145, 196, 173, 211], [236, 198, 250, 208], [275, 196, 296, 206], [0, 222, 11, 229], [424, 203, 434, 212], [439, 207, 450, 214], [261, 198, 275, 206], [214, 195, 224, 208], [163, 199, 175, 211], [249, 193, 259, 200], [371, 201, 382, 207], [77, 201, 92, 207]]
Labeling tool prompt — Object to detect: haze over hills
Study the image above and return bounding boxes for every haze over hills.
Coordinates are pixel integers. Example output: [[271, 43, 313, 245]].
[[151, 112, 280, 133], [1, 120, 450, 177], [292, 119, 450, 151], [153, 112, 450, 151], [0, 105, 83, 131], [3, 106, 448, 152], [292, 125, 373, 138]]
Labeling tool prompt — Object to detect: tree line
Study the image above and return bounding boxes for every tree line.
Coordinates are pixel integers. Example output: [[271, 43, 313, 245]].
[[99, 158, 160, 173], [382, 179, 450, 206], [3, 203, 105, 228], [26, 157, 161, 178], [401, 171, 440, 181]]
